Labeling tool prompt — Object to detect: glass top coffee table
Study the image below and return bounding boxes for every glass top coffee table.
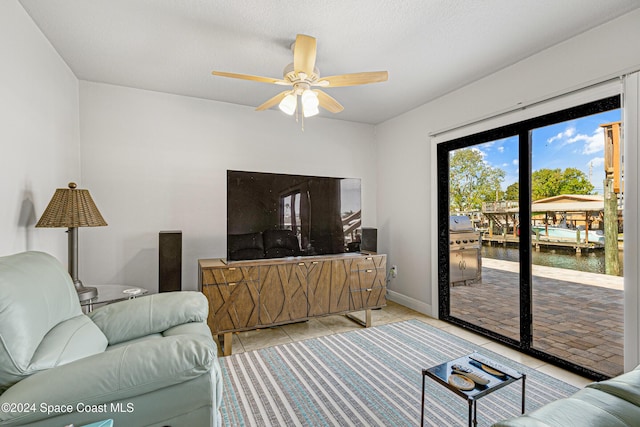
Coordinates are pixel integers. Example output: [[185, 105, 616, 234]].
[[80, 284, 148, 312], [422, 352, 525, 427]]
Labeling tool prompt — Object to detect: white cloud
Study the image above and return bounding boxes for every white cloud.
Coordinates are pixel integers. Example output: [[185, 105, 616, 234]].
[[471, 147, 487, 158], [567, 126, 604, 155], [548, 126, 605, 155], [483, 141, 495, 148], [584, 127, 605, 154], [589, 157, 605, 167], [512, 159, 519, 166], [497, 146, 505, 153], [547, 127, 576, 144]]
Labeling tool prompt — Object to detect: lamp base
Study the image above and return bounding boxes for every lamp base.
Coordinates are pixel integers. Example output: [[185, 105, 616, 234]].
[[74, 281, 98, 302]]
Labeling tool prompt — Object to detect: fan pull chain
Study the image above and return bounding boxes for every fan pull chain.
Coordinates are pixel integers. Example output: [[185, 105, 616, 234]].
[[294, 99, 305, 131]]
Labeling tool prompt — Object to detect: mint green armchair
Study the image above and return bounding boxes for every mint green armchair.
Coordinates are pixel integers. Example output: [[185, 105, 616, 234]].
[[0, 251, 222, 427]]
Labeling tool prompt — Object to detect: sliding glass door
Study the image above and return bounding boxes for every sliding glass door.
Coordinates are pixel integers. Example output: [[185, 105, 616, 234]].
[[438, 96, 623, 379], [529, 110, 623, 378], [447, 137, 521, 342]]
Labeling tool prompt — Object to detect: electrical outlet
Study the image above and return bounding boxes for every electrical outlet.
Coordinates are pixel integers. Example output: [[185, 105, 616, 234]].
[[390, 265, 398, 278]]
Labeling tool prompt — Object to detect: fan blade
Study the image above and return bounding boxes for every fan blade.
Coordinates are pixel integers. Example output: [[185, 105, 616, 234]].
[[212, 71, 288, 85], [316, 71, 388, 87], [256, 91, 291, 111], [293, 34, 317, 76], [314, 90, 344, 113]]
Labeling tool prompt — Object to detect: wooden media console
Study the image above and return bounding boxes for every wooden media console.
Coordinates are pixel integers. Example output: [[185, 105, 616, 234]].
[[198, 253, 386, 355]]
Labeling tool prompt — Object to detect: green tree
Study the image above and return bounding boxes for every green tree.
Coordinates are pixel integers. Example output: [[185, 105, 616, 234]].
[[531, 167, 593, 200], [505, 182, 519, 201], [558, 167, 595, 195], [531, 168, 563, 200], [449, 148, 505, 212]]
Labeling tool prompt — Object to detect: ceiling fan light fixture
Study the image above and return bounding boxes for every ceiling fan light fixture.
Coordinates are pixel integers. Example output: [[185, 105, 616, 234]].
[[279, 93, 297, 115], [211, 34, 388, 125], [303, 105, 319, 118], [301, 89, 319, 109], [301, 89, 319, 117]]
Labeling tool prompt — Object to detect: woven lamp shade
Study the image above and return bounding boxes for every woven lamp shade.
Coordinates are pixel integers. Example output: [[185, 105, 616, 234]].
[[36, 183, 107, 228]]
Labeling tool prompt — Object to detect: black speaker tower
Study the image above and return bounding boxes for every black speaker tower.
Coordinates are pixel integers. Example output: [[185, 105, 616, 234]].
[[361, 227, 377, 253], [159, 230, 182, 292]]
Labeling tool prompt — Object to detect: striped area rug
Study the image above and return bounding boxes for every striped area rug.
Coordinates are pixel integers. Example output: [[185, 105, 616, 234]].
[[219, 319, 578, 426]]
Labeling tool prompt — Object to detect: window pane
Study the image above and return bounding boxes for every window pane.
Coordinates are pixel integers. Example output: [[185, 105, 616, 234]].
[[448, 137, 520, 341], [530, 109, 623, 377]]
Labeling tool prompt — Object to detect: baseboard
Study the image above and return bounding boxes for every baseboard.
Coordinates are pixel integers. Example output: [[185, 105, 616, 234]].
[[386, 289, 436, 317]]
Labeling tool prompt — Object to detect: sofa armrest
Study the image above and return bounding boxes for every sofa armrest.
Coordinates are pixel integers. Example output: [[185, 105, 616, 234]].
[[0, 333, 215, 426], [88, 291, 208, 345], [587, 368, 640, 407]]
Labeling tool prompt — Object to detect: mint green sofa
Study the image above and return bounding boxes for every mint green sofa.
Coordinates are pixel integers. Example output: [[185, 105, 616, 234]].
[[494, 365, 640, 426], [0, 251, 222, 427]]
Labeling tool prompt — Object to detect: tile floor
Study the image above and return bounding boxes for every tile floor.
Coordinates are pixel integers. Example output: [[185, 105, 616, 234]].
[[215, 300, 593, 389]]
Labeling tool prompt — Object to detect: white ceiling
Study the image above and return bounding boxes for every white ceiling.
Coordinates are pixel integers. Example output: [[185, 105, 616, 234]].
[[18, 0, 640, 124]]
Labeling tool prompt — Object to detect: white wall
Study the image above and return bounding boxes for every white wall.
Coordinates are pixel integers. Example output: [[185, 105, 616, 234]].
[[79, 82, 376, 292], [376, 9, 640, 315], [0, 0, 80, 261]]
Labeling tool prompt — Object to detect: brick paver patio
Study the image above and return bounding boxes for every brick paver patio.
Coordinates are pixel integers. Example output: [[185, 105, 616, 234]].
[[450, 258, 624, 378]]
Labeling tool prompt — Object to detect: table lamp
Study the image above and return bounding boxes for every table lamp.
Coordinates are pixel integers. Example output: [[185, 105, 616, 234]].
[[36, 182, 108, 301]]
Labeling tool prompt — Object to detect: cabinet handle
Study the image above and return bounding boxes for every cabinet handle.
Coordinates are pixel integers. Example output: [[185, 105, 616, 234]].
[[312, 261, 318, 264], [366, 269, 373, 273], [228, 282, 237, 286], [366, 288, 373, 292], [365, 257, 372, 260], [228, 267, 236, 271], [298, 262, 305, 266]]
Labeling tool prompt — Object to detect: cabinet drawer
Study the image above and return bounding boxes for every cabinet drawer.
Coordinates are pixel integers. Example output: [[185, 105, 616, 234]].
[[351, 255, 386, 271], [201, 265, 259, 285], [350, 286, 386, 311], [351, 268, 385, 291]]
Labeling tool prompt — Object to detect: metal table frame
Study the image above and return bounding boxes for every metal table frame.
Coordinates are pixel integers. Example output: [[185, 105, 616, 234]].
[[421, 352, 526, 427], [80, 284, 148, 312]]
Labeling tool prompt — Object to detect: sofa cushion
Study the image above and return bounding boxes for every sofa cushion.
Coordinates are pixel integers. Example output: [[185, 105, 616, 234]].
[[587, 368, 640, 407], [0, 252, 83, 392], [493, 387, 640, 427], [29, 315, 107, 371], [88, 291, 209, 345], [0, 334, 215, 425]]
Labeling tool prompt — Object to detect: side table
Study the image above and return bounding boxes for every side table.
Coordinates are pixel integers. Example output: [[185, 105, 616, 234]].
[[80, 284, 148, 313], [422, 352, 525, 427]]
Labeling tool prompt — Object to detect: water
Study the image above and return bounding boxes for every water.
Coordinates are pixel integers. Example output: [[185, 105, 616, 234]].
[[482, 245, 624, 276]]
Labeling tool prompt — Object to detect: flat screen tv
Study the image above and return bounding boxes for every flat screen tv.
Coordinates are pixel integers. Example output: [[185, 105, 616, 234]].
[[227, 170, 362, 261]]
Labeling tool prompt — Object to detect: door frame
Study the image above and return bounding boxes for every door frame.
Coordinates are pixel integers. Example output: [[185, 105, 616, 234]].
[[436, 95, 621, 380]]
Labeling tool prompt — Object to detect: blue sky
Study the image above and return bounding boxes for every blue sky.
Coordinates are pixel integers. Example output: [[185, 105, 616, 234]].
[[474, 108, 621, 195]]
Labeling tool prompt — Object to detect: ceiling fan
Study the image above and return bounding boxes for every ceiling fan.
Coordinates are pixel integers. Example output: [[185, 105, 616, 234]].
[[212, 34, 388, 119]]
